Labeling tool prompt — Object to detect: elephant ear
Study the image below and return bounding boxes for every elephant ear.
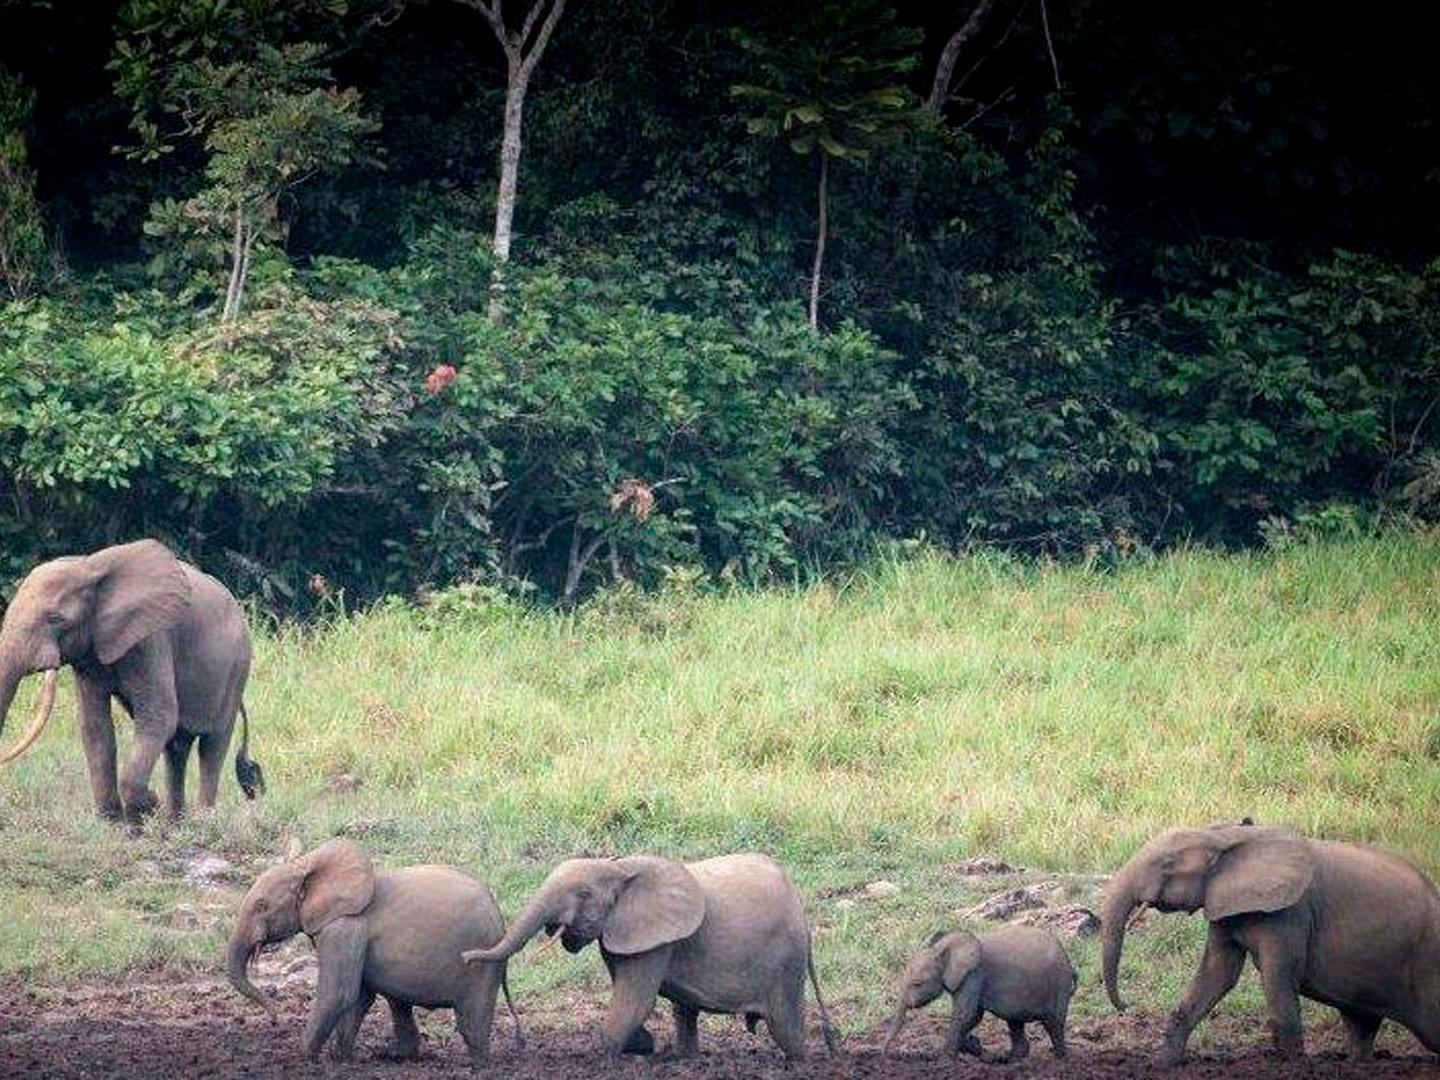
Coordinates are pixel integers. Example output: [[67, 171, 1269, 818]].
[[602, 856, 706, 956], [298, 840, 376, 934], [1204, 831, 1316, 922], [939, 931, 983, 992], [86, 540, 192, 665]]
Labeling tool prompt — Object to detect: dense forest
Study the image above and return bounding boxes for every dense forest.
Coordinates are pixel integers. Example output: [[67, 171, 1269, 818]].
[[1, 0, 1437, 608]]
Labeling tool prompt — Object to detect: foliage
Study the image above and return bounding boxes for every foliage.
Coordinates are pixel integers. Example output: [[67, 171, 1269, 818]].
[[0, 68, 53, 299], [0, 0, 1437, 605], [1135, 247, 1440, 539], [729, 1, 922, 166]]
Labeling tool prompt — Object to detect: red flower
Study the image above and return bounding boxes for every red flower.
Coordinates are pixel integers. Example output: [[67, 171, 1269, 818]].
[[425, 364, 458, 394]]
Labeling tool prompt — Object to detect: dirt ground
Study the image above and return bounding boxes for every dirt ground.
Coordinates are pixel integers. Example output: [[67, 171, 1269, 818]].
[[3, 974, 1438, 1080]]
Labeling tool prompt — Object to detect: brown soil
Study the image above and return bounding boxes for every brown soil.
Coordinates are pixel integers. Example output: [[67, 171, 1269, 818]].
[[3, 977, 1437, 1080]]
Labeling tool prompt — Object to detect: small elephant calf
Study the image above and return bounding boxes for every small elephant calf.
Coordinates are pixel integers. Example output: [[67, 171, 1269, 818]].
[[883, 925, 1075, 1063], [227, 839, 522, 1065]]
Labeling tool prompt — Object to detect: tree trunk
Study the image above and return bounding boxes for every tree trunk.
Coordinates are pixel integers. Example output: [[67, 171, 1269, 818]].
[[462, 0, 569, 325], [221, 203, 245, 324], [808, 152, 828, 331], [489, 70, 528, 323]]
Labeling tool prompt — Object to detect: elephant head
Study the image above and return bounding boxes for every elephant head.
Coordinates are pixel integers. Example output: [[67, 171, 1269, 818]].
[[461, 855, 706, 966], [0, 540, 190, 765], [881, 930, 982, 1054], [227, 840, 376, 1017], [1101, 824, 1315, 1011]]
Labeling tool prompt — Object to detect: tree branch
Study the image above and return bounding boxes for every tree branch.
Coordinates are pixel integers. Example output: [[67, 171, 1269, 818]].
[[519, 0, 567, 81], [927, 0, 1001, 115]]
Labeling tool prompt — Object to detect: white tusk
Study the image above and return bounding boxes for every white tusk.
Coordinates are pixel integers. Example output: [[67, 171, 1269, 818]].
[[0, 668, 58, 766]]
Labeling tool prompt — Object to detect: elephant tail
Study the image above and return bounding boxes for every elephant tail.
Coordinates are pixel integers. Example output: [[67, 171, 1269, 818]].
[[807, 947, 839, 1053], [233, 701, 265, 800], [502, 971, 525, 1050]]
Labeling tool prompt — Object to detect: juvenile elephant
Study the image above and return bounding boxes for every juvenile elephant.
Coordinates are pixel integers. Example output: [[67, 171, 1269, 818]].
[[882, 926, 1075, 1062], [1103, 822, 1440, 1064], [0, 539, 261, 825], [228, 839, 521, 1064], [462, 852, 836, 1059]]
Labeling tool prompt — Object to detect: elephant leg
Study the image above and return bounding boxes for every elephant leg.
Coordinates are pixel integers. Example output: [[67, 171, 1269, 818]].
[[196, 728, 233, 810], [763, 980, 806, 1061], [163, 730, 194, 820], [457, 965, 502, 1065], [331, 988, 374, 1062], [1043, 1008, 1068, 1058], [304, 919, 367, 1061], [1003, 1020, 1031, 1063], [115, 647, 180, 827], [1254, 943, 1305, 1057], [76, 678, 122, 820], [945, 980, 984, 1058], [1160, 924, 1246, 1066], [1339, 1009, 1382, 1061], [383, 999, 422, 1060], [603, 947, 670, 1056], [671, 1001, 700, 1058]]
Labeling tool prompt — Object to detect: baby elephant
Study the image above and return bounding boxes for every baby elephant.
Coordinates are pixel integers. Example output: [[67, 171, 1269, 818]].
[[883, 925, 1075, 1063], [227, 839, 521, 1065]]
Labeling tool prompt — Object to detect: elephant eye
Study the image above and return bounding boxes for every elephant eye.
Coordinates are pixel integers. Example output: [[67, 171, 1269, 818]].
[[576, 886, 592, 900]]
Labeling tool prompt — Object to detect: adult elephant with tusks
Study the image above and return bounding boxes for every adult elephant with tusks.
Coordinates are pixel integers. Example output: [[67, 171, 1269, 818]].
[[1102, 821, 1440, 1065], [0, 539, 262, 827], [462, 852, 838, 1059]]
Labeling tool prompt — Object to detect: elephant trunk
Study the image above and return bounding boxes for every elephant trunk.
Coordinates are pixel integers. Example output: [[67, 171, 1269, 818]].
[[462, 891, 555, 965], [880, 1001, 909, 1056], [0, 666, 58, 767], [226, 920, 276, 1019], [1101, 864, 1144, 1013]]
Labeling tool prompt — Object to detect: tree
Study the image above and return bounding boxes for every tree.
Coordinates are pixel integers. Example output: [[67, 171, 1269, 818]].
[[731, 1, 922, 330], [111, 1, 377, 325], [448, 0, 568, 322]]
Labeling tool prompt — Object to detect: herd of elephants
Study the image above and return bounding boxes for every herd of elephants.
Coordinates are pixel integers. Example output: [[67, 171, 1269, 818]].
[[3, 539, 1440, 1069]]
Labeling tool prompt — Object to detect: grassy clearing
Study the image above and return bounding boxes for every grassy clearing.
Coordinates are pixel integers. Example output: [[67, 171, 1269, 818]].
[[2, 533, 1439, 1040]]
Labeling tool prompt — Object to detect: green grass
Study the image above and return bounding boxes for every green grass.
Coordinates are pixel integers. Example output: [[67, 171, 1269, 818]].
[[3, 532, 1440, 1038]]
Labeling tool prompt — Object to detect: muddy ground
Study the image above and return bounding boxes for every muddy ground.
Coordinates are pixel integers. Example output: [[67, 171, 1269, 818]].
[[3, 974, 1437, 1080]]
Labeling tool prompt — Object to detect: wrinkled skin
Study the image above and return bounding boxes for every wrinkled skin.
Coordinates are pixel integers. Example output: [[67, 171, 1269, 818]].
[[0, 540, 260, 826], [463, 852, 836, 1059], [883, 926, 1075, 1063], [1102, 823, 1440, 1066], [227, 839, 521, 1065]]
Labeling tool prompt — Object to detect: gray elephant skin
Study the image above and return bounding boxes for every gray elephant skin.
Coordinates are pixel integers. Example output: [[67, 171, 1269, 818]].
[[883, 925, 1074, 1062], [0, 538, 261, 824], [462, 851, 837, 1058], [1103, 822, 1440, 1064], [228, 839, 521, 1064]]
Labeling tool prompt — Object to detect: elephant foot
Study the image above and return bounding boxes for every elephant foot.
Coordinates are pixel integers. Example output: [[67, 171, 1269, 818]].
[[621, 1026, 655, 1056], [952, 1034, 983, 1058], [1158, 1045, 1186, 1069], [376, 1040, 423, 1062]]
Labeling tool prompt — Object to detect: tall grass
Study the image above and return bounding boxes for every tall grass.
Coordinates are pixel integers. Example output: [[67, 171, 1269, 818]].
[[2, 533, 1439, 1032]]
